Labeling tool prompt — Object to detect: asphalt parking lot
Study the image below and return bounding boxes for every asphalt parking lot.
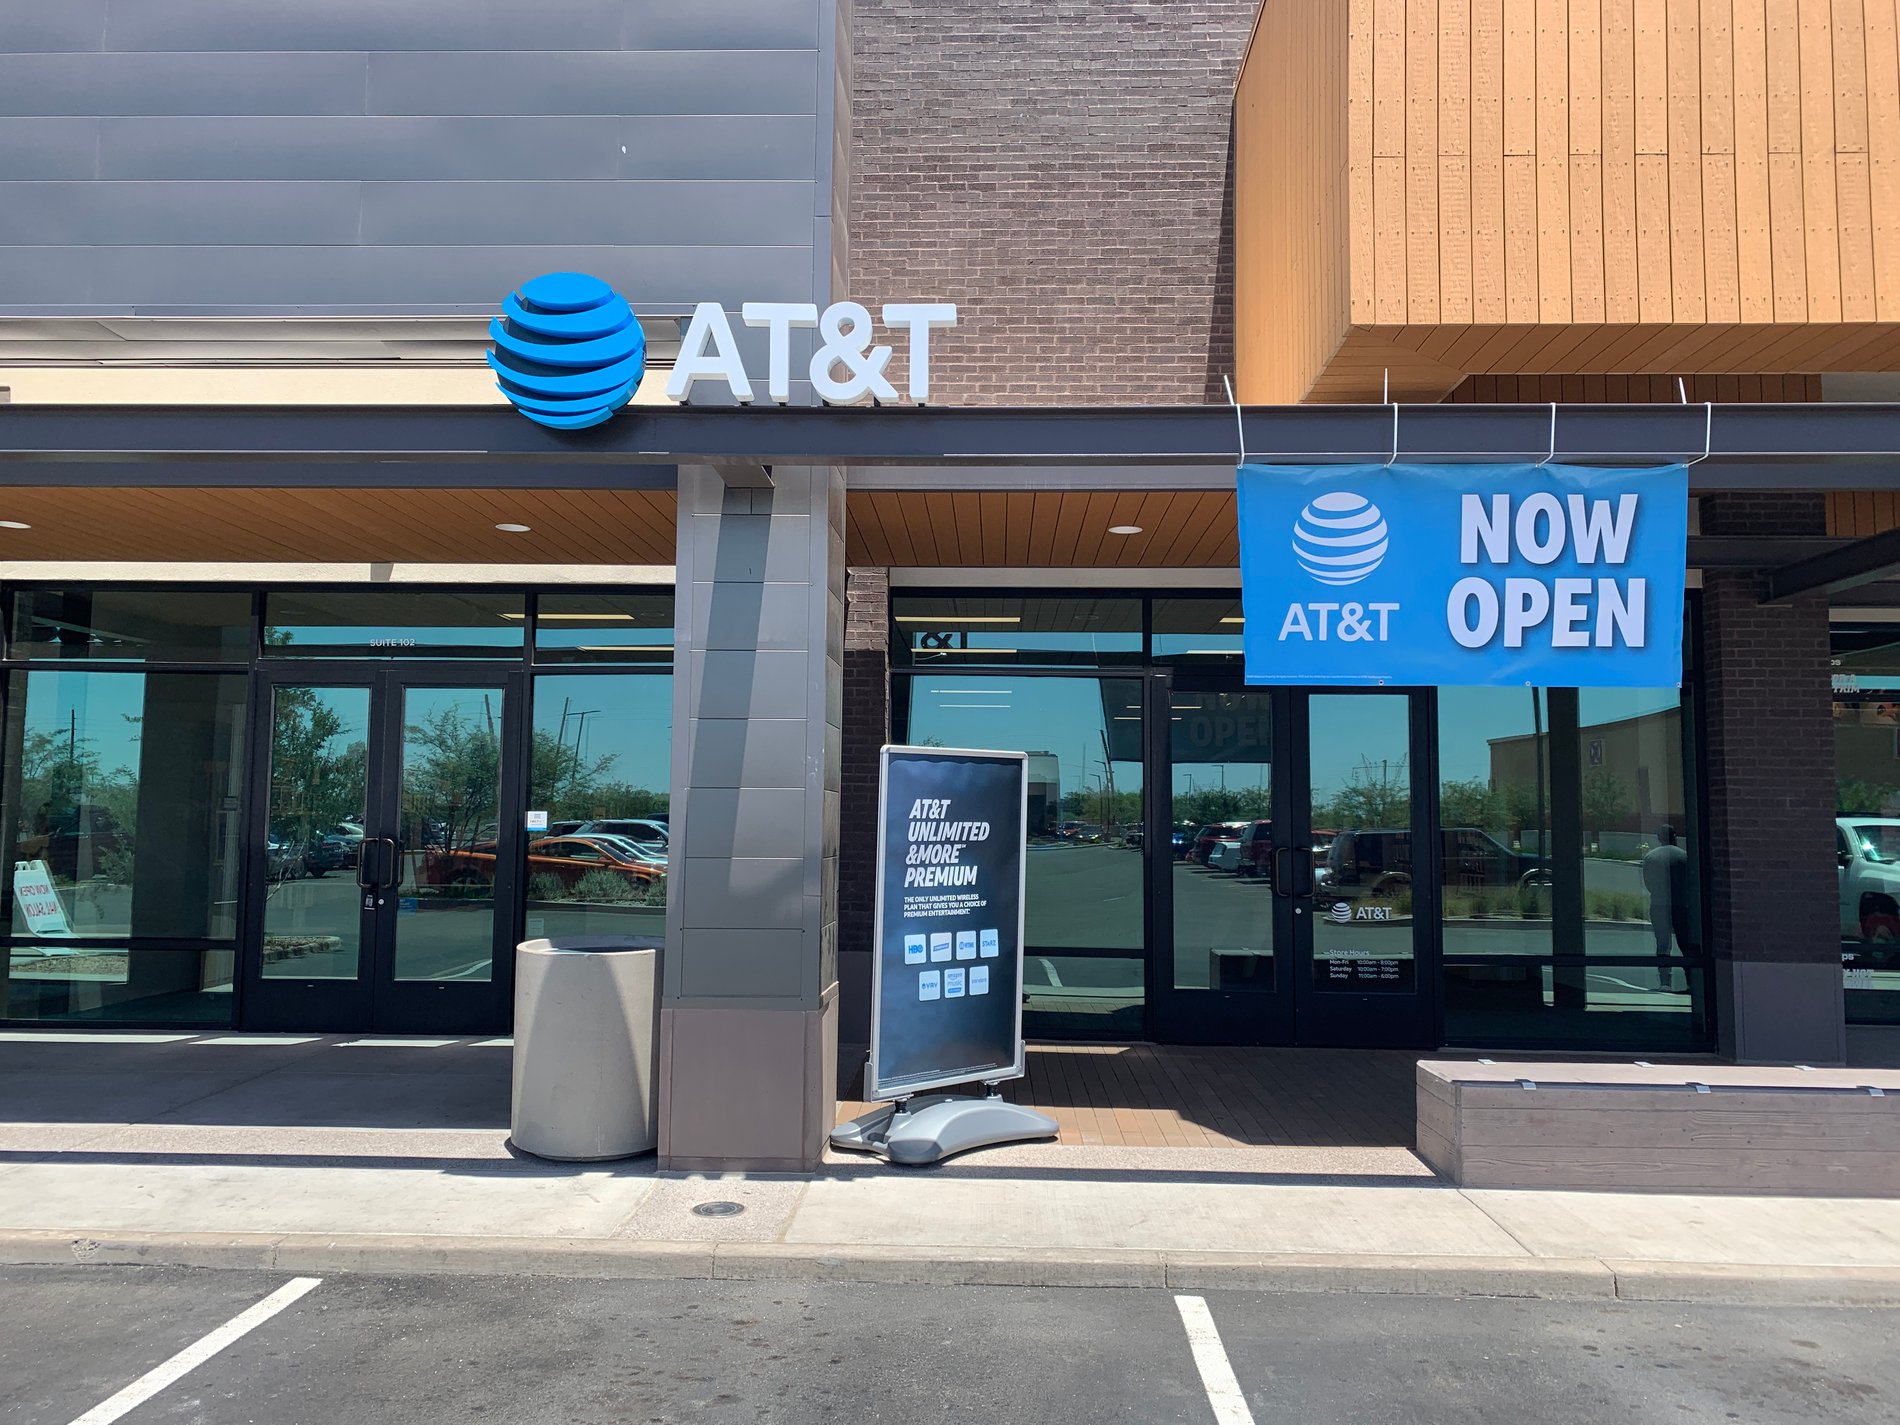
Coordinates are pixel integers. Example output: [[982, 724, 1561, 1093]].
[[2, 1266, 1895, 1425]]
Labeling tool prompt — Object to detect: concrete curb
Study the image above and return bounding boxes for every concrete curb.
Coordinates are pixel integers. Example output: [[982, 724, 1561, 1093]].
[[6, 1230, 1900, 1304]]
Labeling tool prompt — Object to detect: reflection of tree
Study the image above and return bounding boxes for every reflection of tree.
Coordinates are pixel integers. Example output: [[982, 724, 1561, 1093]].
[[1581, 767, 1632, 845], [1317, 756, 1410, 829], [1061, 787, 1142, 826], [1439, 776, 1499, 830], [269, 688, 365, 843], [528, 723, 669, 821], [1839, 778, 1900, 815], [13, 718, 139, 883], [1440, 775, 1550, 845], [404, 706, 501, 850], [1173, 786, 1271, 828]]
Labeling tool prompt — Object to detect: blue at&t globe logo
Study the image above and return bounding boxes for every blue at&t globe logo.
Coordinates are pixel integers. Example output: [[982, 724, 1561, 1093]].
[[487, 273, 646, 430]]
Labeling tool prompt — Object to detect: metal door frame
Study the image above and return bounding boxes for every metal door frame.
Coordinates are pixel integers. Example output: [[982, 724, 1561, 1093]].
[[1286, 686, 1441, 1048], [1144, 672, 1297, 1044], [1145, 671, 1442, 1048], [238, 662, 524, 1034]]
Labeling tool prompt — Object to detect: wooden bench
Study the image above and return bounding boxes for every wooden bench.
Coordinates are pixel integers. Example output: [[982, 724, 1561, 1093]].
[[1417, 1060, 1900, 1195]]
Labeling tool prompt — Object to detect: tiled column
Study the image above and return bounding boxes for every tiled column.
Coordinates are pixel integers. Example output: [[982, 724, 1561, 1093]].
[[838, 567, 891, 1052], [658, 464, 844, 1170], [1699, 494, 1845, 1064]]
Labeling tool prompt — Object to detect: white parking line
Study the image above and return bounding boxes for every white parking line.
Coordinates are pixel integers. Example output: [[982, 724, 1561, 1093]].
[[1174, 1294, 1256, 1425], [67, 1277, 322, 1425]]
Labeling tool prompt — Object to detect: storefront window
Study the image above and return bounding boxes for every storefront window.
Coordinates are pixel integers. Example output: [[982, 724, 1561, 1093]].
[[263, 590, 525, 659], [1832, 621, 1900, 1025], [534, 593, 673, 665], [7, 948, 235, 1025], [9, 589, 252, 663], [1437, 682, 1706, 1049], [893, 596, 1141, 668], [1577, 688, 1699, 961], [1151, 596, 1245, 663], [904, 674, 1145, 1036], [524, 673, 672, 943], [3, 668, 246, 1026]]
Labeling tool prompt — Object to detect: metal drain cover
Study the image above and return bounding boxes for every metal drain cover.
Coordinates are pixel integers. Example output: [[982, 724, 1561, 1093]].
[[691, 1200, 746, 1218]]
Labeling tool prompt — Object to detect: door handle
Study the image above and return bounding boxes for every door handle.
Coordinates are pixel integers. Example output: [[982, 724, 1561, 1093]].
[[1274, 846, 1316, 899], [375, 837, 399, 889]]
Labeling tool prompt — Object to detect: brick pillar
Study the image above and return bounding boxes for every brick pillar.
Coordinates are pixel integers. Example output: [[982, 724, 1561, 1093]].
[[838, 568, 891, 1052], [1699, 494, 1845, 1063]]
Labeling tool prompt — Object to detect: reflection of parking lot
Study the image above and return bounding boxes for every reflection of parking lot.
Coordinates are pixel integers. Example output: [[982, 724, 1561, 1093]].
[[264, 876, 493, 981]]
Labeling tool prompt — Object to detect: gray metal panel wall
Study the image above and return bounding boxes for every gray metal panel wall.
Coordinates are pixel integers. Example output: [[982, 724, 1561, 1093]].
[[0, 0, 834, 315]]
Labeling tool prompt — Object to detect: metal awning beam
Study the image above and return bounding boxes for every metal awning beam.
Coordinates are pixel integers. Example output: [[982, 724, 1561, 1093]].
[[1763, 524, 1900, 602], [4, 402, 1900, 489]]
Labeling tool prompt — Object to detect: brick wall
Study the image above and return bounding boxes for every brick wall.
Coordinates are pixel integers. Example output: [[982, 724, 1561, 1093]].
[[839, 566, 891, 1046], [850, 0, 1257, 405], [1698, 495, 1835, 968]]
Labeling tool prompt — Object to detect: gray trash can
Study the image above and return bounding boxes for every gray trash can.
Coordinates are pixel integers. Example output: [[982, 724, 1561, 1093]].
[[510, 936, 660, 1161]]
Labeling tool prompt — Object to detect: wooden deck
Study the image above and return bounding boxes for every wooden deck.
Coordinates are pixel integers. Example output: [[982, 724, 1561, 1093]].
[[837, 1044, 1419, 1150]]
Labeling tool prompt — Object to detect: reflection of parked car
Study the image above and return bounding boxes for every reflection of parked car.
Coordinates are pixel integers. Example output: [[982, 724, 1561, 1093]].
[[1234, 821, 1273, 876], [266, 835, 304, 882], [302, 834, 351, 878], [323, 824, 363, 867], [1189, 821, 1250, 866], [426, 834, 665, 892], [1207, 837, 1245, 872], [1838, 818, 1900, 950], [1170, 826, 1195, 859], [575, 818, 669, 849], [1322, 826, 1547, 896]]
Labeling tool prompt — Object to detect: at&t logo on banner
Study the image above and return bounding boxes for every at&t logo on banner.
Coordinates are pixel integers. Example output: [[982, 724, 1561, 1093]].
[[1235, 462, 1688, 688]]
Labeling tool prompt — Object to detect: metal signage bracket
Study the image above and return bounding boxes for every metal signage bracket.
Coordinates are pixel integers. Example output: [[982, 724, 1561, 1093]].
[[830, 1084, 1058, 1166]]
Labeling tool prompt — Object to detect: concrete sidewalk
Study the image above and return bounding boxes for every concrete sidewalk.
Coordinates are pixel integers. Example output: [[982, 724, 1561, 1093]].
[[3, 1031, 1899, 1305]]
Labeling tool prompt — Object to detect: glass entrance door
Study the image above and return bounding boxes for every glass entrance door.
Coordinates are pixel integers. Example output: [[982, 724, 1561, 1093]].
[[242, 668, 521, 1033], [1151, 676, 1437, 1047], [1291, 690, 1435, 1046], [1151, 680, 1293, 1043]]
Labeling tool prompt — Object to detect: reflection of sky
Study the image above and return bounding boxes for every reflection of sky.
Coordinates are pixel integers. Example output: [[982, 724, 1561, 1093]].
[[908, 677, 1145, 796], [21, 671, 148, 776], [532, 674, 672, 792]]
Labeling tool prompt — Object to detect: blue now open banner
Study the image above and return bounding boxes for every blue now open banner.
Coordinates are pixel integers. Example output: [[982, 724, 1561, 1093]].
[[1236, 463, 1688, 687]]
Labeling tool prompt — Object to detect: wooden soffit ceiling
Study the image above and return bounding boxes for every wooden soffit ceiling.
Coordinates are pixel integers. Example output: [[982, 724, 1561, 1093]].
[[0, 486, 1235, 570], [0, 487, 677, 564], [846, 490, 1237, 568]]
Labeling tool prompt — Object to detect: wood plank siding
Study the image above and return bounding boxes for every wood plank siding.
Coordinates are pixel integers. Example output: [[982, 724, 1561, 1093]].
[[1236, 0, 1900, 402]]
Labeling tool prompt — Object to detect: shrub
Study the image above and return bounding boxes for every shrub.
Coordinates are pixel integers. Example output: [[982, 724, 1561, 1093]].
[[571, 869, 644, 905]]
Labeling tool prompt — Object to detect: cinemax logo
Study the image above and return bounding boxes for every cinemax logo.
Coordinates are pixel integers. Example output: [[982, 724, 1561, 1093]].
[[1292, 491, 1389, 585]]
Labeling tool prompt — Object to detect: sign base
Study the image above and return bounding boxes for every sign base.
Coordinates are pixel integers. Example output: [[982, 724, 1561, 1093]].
[[830, 1093, 1059, 1166]]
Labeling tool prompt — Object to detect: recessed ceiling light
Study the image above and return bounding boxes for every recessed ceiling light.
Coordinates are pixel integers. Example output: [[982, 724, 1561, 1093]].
[[495, 523, 532, 533], [1108, 524, 1143, 535], [0, 520, 31, 530]]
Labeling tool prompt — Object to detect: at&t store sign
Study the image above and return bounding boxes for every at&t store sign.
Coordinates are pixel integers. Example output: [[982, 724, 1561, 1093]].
[[488, 271, 956, 429]]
